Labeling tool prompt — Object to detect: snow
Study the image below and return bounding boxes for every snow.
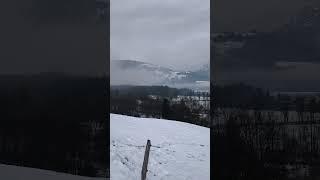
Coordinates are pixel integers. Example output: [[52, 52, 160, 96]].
[[0, 164, 105, 180], [110, 113, 210, 180]]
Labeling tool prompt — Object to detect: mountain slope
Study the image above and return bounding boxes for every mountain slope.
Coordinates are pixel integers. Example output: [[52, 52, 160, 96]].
[[110, 60, 209, 90], [226, 6, 320, 69]]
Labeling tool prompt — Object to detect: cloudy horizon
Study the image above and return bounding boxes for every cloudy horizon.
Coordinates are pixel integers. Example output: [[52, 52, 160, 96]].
[[111, 0, 210, 71]]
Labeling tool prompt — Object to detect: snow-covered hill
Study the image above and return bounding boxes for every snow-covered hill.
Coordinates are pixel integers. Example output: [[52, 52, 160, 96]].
[[0, 164, 105, 180], [110, 114, 210, 180], [110, 60, 209, 91]]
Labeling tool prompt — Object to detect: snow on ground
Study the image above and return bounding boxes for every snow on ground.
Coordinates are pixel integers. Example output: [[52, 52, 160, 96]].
[[110, 113, 210, 180], [0, 164, 105, 180]]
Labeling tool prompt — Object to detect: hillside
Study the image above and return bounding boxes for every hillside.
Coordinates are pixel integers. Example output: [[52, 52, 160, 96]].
[[110, 114, 210, 180]]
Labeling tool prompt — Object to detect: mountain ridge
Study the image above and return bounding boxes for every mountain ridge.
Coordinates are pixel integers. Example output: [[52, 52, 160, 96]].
[[110, 60, 209, 91]]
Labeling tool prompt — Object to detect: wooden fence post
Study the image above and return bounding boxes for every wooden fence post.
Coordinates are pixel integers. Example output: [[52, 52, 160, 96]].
[[141, 140, 151, 180]]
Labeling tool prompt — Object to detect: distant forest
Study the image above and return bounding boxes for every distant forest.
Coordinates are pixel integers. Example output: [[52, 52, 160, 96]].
[[213, 83, 320, 112], [111, 85, 210, 127], [111, 85, 196, 97]]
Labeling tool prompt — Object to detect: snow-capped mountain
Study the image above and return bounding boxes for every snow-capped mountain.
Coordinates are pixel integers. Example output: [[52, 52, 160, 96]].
[[111, 60, 188, 82], [110, 60, 209, 90]]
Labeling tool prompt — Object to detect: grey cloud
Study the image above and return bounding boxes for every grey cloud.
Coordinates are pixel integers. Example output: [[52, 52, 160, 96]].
[[111, 0, 210, 71]]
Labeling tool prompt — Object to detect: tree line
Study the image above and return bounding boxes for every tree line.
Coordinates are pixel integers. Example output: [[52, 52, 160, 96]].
[[213, 83, 320, 113], [110, 85, 210, 127]]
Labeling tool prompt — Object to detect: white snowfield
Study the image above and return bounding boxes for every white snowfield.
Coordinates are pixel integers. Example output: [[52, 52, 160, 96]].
[[0, 164, 105, 180], [110, 113, 210, 180]]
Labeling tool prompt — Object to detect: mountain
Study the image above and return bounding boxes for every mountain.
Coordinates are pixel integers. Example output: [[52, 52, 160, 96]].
[[110, 60, 209, 90], [186, 63, 209, 82], [227, 6, 320, 68], [214, 6, 320, 92]]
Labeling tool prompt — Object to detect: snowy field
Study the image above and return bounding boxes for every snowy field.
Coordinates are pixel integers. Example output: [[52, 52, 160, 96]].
[[0, 164, 105, 180], [110, 113, 210, 180]]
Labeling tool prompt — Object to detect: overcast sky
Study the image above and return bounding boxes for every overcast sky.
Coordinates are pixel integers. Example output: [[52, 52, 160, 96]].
[[111, 0, 210, 71]]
